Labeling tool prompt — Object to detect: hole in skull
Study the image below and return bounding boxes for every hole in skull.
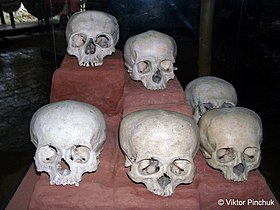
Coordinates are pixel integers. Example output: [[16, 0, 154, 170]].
[[217, 148, 235, 163], [39, 145, 58, 163], [233, 163, 245, 176], [157, 173, 171, 189], [57, 159, 71, 176], [170, 159, 190, 175], [243, 147, 259, 162], [72, 34, 87, 48], [138, 158, 160, 175], [160, 60, 172, 72], [198, 102, 214, 116], [137, 60, 151, 74], [222, 102, 234, 108], [152, 69, 162, 83], [70, 145, 90, 163], [95, 34, 110, 48], [85, 38, 96, 54]]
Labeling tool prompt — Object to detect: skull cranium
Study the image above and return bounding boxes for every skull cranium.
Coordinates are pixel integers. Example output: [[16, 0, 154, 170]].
[[124, 30, 177, 90], [185, 76, 238, 123], [199, 107, 262, 181], [30, 100, 106, 186], [119, 109, 199, 196], [66, 10, 119, 67]]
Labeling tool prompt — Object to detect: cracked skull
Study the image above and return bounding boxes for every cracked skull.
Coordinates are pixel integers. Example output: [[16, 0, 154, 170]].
[[30, 100, 106, 186], [66, 10, 119, 67], [119, 109, 199, 196], [199, 107, 262, 181], [124, 30, 177, 90], [185, 76, 238, 123]]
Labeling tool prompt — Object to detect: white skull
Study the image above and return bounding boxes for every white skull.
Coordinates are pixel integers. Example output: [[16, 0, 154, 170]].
[[119, 109, 199, 196], [66, 10, 119, 67], [199, 107, 262, 181], [185, 76, 238, 123], [124, 30, 177, 90], [30, 100, 106, 186]]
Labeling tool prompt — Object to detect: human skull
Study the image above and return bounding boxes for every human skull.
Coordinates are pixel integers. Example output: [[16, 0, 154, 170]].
[[30, 100, 106, 186], [124, 30, 177, 90], [119, 109, 199, 196], [185, 76, 238, 123], [199, 107, 262, 181], [66, 10, 119, 67]]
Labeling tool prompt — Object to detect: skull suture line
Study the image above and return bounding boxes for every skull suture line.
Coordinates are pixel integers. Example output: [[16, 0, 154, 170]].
[[66, 10, 119, 67], [124, 30, 177, 90], [30, 100, 106, 186], [119, 109, 199, 196], [185, 76, 238, 123], [199, 107, 262, 181]]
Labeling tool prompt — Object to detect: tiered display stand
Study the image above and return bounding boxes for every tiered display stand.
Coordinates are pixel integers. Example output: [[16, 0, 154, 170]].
[[7, 51, 279, 210]]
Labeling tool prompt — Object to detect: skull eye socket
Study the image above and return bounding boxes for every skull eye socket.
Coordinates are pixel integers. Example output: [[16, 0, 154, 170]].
[[222, 102, 235, 108], [39, 145, 58, 163], [95, 34, 110, 48], [138, 158, 160, 175], [70, 145, 90, 163], [160, 60, 173, 72], [170, 159, 191, 175], [217, 148, 236, 163], [137, 61, 151, 74], [71, 33, 87, 48], [198, 102, 214, 116], [243, 147, 259, 162]]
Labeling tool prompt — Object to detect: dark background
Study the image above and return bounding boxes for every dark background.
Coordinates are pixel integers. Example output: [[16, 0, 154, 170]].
[[0, 0, 279, 208]]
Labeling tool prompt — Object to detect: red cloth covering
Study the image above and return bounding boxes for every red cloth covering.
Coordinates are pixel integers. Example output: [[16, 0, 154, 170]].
[[123, 74, 186, 112], [50, 50, 125, 116], [24, 54, 279, 210]]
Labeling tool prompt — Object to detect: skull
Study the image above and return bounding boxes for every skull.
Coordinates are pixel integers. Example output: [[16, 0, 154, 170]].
[[119, 109, 199, 196], [124, 30, 177, 90], [185, 76, 238, 123], [66, 10, 119, 67], [30, 100, 106, 186], [199, 107, 262, 181]]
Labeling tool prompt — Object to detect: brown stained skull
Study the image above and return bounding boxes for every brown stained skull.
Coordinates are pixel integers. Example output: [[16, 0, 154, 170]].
[[199, 107, 262, 181], [119, 109, 199, 196]]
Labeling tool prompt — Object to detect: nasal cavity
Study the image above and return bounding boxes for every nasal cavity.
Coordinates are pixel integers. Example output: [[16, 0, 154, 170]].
[[157, 173, 171, 188], [58, 159, 71, 175], [233, 163, 245, 176], [152, 69, 162, 83], [85, 38, 96, 54]]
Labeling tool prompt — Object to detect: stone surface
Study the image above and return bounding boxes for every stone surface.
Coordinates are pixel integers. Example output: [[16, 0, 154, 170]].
[[50, 50, 125, 116]]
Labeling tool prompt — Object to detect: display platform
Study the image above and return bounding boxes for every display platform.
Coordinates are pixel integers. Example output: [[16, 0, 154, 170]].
[[50, 50, 125, 116], [6, 52, 279, 210]]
